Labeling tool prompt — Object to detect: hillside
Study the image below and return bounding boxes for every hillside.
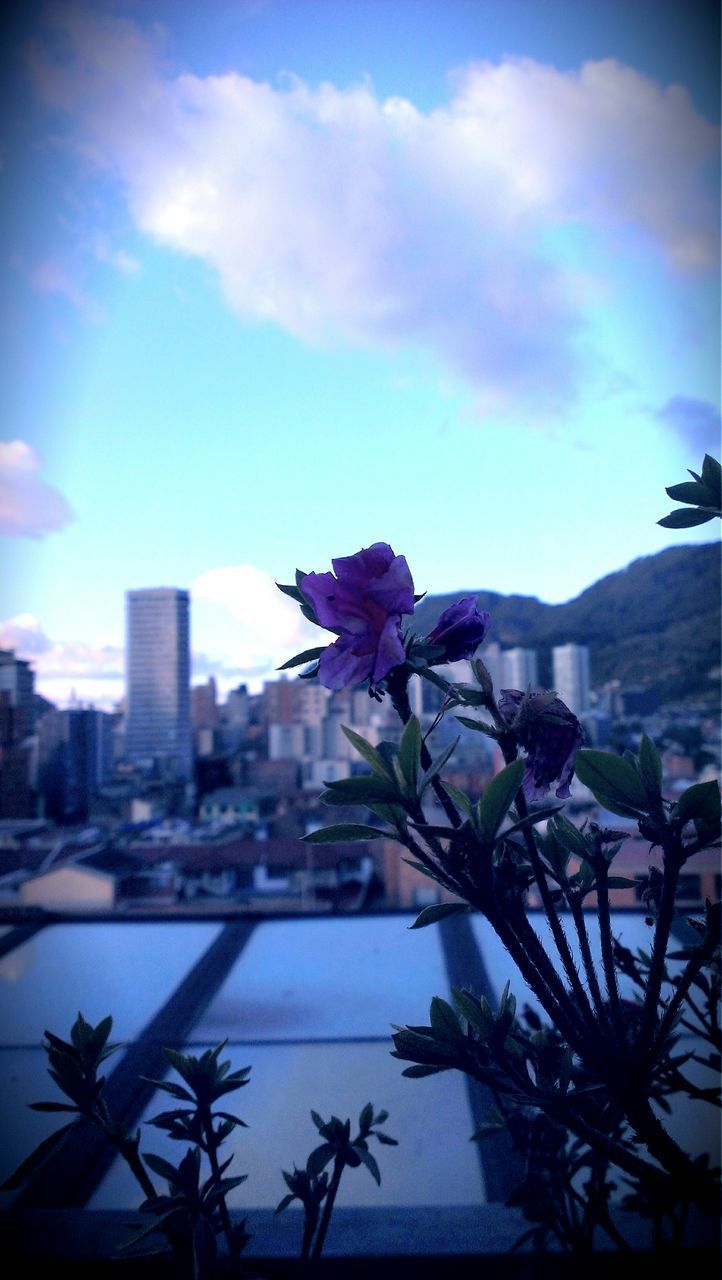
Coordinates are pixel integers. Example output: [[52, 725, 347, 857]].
[[409, 542, 721, 705]]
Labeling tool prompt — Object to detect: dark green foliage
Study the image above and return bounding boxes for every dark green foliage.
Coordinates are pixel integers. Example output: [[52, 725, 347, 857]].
[[277, 1105, 397, 1262], [4, 1012, 397, 1275], [658, 454, 722, 529]]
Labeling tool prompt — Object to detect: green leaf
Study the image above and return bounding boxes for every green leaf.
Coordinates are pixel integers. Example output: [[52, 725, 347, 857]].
[[638, 733, 663, 804], [143, 1152, 184, 1185], [548, 813, 587, 856], [275, 581, 306, 604], [307, 1143, 336, 1178], [452, 988, 494, 1038], [471, 1120, 506, 1139], [454, 715, 499, 738], [420, 738, 460, 793], [368, 801, 407, 827], [439, 780, 472, 816], [501, 804, 563, 844], [658, 508, 716, 528], [701, 453, 722, 504], [302, 823, 384, 842], [28, 1101, 80, 1113], [359, 1102, 374, 1131], [340, 725, 394, 778], [117, 1208, 184, 1252], [476, 760, 525, 841], [408, 902, 469, 929], [429, 996, 464, 1042], [573, 749, 649, 816], [1, 1121, 78, 1190], [676, 781, 721, 825], [322, 774, 400, 804], [399, 714, 422, 790], [277, 646, 325, 671], [665, 480, 711, 505], [70, 1012, 93, 1054], [401, 1063, 451, 1078], [417, 666, 453, 693], [354, 1145, 381, 1184]]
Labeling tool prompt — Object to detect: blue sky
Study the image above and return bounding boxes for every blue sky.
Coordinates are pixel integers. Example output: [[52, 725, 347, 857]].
[[0, 0, 719, 708]]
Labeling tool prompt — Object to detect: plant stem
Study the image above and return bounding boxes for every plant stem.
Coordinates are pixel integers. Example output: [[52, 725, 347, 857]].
[[310, 1155, 344, 1261], [638, 844, 682, 1054], [200, 1106, 236, 1260], [568, 896, 606, 1023], [388, 670, 462, 828], [595, 862, 624, 1035], [513, 790, 598, 1036], [95, 1096, 157, 1202], [652, 922, 719, 1058]]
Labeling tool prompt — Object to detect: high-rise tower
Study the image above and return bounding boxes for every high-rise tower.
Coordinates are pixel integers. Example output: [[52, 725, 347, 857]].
[[503, 646, 538, 690], [124, 588, 192, 779], [552, 642, 591, 716]]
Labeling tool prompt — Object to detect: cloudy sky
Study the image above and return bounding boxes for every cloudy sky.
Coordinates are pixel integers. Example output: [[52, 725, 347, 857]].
[[1, 0, 719, 709]]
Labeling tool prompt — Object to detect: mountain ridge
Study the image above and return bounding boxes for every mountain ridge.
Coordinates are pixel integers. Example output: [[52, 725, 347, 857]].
[[410, 541, 721, 704]]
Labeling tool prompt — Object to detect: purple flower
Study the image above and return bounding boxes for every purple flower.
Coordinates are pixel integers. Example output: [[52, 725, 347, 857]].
[[301, 543, 415, 690], [426, 597, 491, 662], [498, 687, 584, 801]]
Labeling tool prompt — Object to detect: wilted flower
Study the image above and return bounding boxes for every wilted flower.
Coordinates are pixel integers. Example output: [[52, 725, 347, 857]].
[[498, 687, 584, 801], [301, 543, 415, 690], [425, 597, 491, 663]]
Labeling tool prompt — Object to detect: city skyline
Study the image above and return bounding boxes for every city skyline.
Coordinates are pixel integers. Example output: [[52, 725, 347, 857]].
[[1, 2, 719, 710]]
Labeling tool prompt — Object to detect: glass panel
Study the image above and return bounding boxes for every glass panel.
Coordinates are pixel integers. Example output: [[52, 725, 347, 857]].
[[0, 922, 223, 1045], [89, 1041, 485, 1210], [193, 914, 448, 1042], [0, 1047, 63, 1208]]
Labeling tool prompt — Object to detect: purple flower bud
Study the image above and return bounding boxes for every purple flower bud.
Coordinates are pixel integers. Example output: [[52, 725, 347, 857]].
[[498, 686, 584, 801], [301, 543, 415, 690], [426, 598, 491, 662]]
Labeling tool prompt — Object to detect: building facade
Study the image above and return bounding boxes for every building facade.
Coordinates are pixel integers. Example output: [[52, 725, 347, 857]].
[[502, 646, 539, 690], [552, 642, 591, 715], [124, 588, 193, 780]]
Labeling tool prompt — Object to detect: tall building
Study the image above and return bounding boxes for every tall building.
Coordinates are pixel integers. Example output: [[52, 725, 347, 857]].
[[0, 650, 36, 817], [503, 647, 538, 690], [0, 649, 35, 737], [552, 642, 591, 715], [37, 708, 115, 823], [124, 588, 193, 779]]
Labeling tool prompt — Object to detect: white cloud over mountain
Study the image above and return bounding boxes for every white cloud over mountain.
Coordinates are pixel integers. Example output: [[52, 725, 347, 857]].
[[29, 4, 719, 418]]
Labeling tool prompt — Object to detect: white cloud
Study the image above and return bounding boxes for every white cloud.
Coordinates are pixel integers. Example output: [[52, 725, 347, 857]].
[[0, 440, 75, 538], [26, 7, 722, 416], [191, 564, 320, 690], [0, 613, 124, 709]]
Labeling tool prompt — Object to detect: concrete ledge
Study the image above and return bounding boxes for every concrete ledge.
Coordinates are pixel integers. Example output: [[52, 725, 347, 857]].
[[1, 1204, 719, 1274]]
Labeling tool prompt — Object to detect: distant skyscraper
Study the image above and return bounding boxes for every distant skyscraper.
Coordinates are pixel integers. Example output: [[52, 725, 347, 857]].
[[503, 647, 538, 690], [482, 642, 504, 695], [0, 649, 35, 736], [552, 643, 591, 716], [124, 588, 192, 779]]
